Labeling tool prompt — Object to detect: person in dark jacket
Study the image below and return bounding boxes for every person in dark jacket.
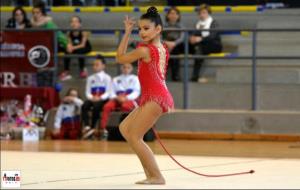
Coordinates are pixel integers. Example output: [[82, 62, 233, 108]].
[[6, 6, 31, 29], [162, 7, 185, 81], [189, 4, 223, 82]]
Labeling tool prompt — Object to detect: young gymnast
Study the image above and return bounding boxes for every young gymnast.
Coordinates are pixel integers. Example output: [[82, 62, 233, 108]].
[[116, 7, 174, 185]]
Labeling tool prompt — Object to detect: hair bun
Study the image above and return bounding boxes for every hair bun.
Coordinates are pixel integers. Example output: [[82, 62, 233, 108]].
[[147, 6, 158, 16]]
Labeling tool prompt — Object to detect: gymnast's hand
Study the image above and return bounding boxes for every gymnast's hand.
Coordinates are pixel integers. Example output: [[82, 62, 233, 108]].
[[124, 15, 136, 34]]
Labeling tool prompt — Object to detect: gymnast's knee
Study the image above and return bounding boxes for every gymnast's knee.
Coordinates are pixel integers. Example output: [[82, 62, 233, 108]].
[[119, 123, 143, 142]]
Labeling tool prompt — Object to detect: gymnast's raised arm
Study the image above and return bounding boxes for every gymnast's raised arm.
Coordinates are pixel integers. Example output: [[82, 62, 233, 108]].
[[116, 16, 149, 64]]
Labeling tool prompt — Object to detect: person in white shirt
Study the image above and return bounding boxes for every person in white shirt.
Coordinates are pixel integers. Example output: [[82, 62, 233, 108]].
[[52, 88, 83, 139], [189, 4, 223, 82], [81, 55, 112, 139], [99, 63, 140, 140]]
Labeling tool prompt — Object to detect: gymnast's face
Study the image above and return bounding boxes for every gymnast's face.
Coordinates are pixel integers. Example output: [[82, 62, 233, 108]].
[[138, 19, 161, 43]]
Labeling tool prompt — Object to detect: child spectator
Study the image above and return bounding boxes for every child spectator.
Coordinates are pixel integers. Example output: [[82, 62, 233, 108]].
[[6, 6, 31, 29], [81, 55, 111, 139], [52, 88, 83, 139], [60, 16, 92, 81], [31, 1, 68, 52], [99, 63, 140, 140], [189, 4, 223, 82], [162, 7, 184, 81]]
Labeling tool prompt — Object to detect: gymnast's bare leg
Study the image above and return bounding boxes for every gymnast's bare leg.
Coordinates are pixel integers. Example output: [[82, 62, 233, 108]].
[[119, 101, 165, 184]]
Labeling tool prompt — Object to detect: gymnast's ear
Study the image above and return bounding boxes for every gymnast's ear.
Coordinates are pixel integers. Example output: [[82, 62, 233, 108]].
[[156, 25, 162, 34]]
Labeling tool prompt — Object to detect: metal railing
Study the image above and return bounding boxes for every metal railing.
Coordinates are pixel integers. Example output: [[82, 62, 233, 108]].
[[2, 28, 300, 110]]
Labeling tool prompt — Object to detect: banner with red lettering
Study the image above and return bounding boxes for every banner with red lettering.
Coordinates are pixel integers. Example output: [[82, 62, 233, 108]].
[[0, 31, 54, 87]]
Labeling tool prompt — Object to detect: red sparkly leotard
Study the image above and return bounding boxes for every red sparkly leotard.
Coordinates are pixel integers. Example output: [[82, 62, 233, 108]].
[[137, 42, 174, 113]]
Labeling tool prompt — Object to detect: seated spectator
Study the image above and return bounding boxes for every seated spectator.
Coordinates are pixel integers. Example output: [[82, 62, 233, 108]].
[[189, 4, 223, 82], [52, 88, 83, 139], [162, 7, 184, 81], [31, 1, 68, 52], [31, 1, 52, 28], [6, 6, 32, 29], [60, 16, 92, 81], [81, 55, 111, 140], [99, 63, 140, 140]]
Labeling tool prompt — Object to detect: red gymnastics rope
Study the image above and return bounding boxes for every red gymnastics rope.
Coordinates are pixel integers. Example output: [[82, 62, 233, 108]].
[[152, 128, 255, 177]]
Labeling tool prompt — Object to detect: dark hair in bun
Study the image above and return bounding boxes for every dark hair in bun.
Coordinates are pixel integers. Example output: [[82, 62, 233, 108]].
[[147, 6, 158, 16], [140, 6, 163, 28]]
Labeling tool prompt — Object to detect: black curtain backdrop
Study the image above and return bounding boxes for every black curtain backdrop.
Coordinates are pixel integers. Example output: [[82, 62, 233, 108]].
[[167, 0, 300, 7]]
